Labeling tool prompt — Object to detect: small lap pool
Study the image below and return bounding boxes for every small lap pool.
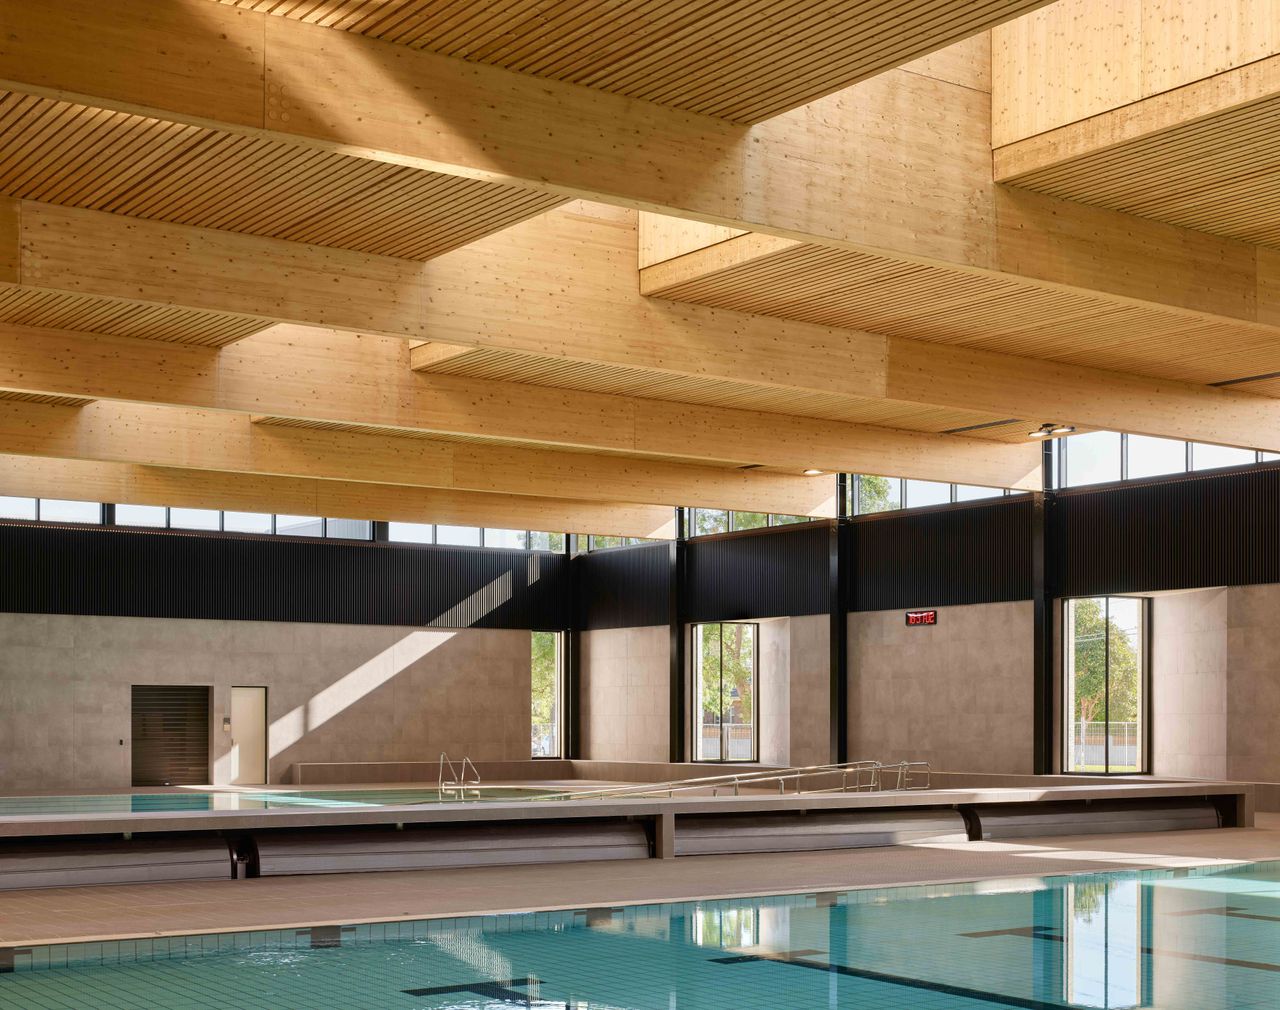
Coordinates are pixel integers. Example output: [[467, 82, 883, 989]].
[[0, 786, 567, 817], [3, 861, 1278, 1008]]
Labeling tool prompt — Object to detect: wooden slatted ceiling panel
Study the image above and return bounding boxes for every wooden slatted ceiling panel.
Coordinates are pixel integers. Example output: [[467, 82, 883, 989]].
[[216, 0, 1049, 123], [999, 96, 1280, 250], [646, 243, 1280, 387], [0, 287, 269, 347], [0, 389, 93, 407], [0, 92, 564, 260], [419, 346, 1030, 441], [252, 415, 755, 467]]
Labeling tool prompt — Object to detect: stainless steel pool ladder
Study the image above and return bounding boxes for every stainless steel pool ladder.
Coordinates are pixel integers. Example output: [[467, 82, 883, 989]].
[[438, 752, 481, 793], [559, 759, 930, 801]]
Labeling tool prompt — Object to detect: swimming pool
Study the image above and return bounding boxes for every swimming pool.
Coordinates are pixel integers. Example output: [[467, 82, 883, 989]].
[[0, 787, 566, 817], [3, 860, 1277, 1008]]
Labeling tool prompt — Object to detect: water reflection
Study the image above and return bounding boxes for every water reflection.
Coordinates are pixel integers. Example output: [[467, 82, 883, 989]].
[[7, 864, 1280, 1009], [1064, 878, 1147, 1008]]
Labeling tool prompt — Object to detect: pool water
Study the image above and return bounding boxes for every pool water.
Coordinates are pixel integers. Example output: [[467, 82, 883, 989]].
[[3, 861, 1279, 1008], [0, 787, 565, 817]]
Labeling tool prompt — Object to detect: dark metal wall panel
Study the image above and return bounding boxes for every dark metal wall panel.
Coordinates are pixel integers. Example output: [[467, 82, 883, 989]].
[[684, 522, 830, 622], [849, 497, 1035, 611], [131, 685, 210, 786], [1055, 466, 1280, 597], [0, 523, 567, 629], [572, 542, 671, 630]]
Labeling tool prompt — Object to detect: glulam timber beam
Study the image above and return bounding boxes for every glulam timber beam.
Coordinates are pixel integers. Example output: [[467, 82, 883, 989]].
[[0, 454, 677, 538], [2, 0, 1276, 321], [992, 1, 1280, 250], [0, 399, 837, 515], [0, 322, 1042, 490], [1, 195, 1278, 450], [208, 0, 1053, 124], [638, 219, 1280, 391]]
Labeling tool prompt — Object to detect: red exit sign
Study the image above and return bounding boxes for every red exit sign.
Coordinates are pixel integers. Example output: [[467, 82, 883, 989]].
[[905, 610, 938, 626]]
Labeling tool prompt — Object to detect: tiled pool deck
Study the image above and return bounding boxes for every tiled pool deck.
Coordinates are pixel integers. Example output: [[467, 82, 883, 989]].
[[2, 814, 1278, 949]]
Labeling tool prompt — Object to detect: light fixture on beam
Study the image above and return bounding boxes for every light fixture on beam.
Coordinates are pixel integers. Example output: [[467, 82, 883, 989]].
[[1029, 422, 1076, 439], [802, 468, 824, 476]]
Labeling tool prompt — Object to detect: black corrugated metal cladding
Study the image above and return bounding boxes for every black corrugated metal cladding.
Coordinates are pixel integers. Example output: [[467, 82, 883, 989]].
[[684, 521, 830, 621], [1055, 466, 1280, 597], [573, 541, 671, 630], [849, 496, 1035, 611], [7, 465, 1274, 630], [0, 524, 568, 629]]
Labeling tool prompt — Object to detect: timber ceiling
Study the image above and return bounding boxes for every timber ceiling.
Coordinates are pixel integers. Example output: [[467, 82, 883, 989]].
[[997, 94, 1280, 250], [420, 345, 1031, 441], [0, 287, 270, 347], [215, 0, 1052, 122], [0, 92, 564, 260], [642, 240, 1280, 389], [0, 389, 92, 407], [3, 3, 1276, 525]]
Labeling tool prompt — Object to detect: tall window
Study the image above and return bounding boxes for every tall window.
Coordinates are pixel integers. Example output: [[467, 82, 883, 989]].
[[1063, 597, 1147, 774], [693, 622, 757, 762], [531, 631, 562, 758]]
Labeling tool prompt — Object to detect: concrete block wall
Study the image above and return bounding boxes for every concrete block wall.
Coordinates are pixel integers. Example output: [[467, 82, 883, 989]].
[[782, 615, 830, 768], [578, 625, 671, 762], [1226, 585, 1280, 783], [1150, 589, 1228, 779], [758, 619, 791, 767], [0, 613, 534, 790], [848, 601, 1035, 774], [1148, 583, 1280, 784]]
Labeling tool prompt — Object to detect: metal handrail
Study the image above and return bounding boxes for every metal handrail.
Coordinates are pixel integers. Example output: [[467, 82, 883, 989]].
[[803, 761, 932, 794], [438, 752, 481, 792], [558, 759, 928, 802]]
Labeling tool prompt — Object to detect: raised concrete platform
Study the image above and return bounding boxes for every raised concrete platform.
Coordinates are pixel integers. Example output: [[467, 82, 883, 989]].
[[0, 764, 1253, 893], [0, 780, 1252, 841]]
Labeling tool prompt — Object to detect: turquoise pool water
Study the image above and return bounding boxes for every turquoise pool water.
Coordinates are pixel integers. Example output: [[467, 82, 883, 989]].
[[0, 787, 564, 817], [3, 861, 1279, 1008]]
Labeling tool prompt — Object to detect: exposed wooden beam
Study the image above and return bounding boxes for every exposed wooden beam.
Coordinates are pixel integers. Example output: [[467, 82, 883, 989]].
[[213, 0, 1052, 124], [0, 399, 838, 515], [638, 219, 1280, 387], [0, 321, 1044, 490], [2, 0, 1275, 323], [0, 454, 677, 538], [991, 0, 1280, 147], [995, 50, 1280, 249], [8, 197, 1278, 454], [0, 91, 567, 262]]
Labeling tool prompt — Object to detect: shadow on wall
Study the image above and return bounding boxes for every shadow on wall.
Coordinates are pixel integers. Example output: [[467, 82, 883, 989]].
[[211, 629, 456, 784], [247, 572, 531, 782]]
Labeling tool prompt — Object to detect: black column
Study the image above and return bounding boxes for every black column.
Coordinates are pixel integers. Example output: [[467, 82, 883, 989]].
[[829, 518, 849, 764], [1031, 480, 1057, 773], [564, 540, 581, 760], [669, 508, 687, 762]]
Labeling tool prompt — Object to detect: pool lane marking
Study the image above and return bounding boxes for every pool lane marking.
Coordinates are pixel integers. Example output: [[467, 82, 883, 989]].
[[1167, 905, 1280, 923], [403, 977, 539, 1003], [711, 949, 824, 964], [710, 950, 1075, 1010], [963, 921, 1280, 973], [961, 926, 1063, 942]]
